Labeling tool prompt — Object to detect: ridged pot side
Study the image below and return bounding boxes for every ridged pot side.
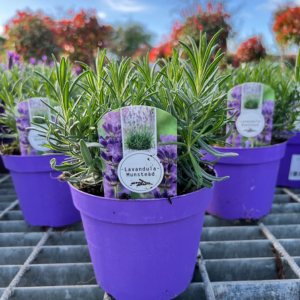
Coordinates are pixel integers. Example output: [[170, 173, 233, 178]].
[[2, 155, 81, 227], [205, 142, 287, 220], [70, 184, 214, 300]]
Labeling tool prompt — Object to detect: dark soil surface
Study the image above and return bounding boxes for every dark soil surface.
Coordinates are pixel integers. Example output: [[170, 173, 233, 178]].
[[119, 193, 131, 200], [79, 183, 103, 197], [0, 142, 20, 155], [271, 137, 287, 145], [202, 164, 216, 176]]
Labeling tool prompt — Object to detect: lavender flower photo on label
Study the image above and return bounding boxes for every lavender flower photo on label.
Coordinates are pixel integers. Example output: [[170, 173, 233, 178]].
[[15, 101, 31, 155], [98, 106, 177, 199], [121, 106, 156, 155], [15, 98, 52, 155]]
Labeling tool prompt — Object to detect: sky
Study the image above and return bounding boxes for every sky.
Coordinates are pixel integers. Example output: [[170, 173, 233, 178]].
[[0, 0, 298, 54]]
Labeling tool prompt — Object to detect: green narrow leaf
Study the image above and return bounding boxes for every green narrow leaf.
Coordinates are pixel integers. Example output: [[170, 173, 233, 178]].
[[50, 158, 83, 171], [80, 139, 93, 165], [189, 152, 203, 187]]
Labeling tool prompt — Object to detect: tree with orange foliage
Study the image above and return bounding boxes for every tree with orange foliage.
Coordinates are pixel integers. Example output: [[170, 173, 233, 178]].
[[149, 2, 232, 62], [149, 39, 174, 62], [5, 9, 113, 65], [55, 10, 113, 65], [179, 2, 232, 52], [236, 36, 266, 63], [273, 4, 300, 47], [5, 10, 60, 61]]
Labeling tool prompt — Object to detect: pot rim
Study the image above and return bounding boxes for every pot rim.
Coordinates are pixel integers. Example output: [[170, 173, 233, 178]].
[[204, 140, 287, 165], [68, 180, 212, 203], [213, 139, 287, 151], [2, 154, 68, 173], [0, 154, 64, 158]]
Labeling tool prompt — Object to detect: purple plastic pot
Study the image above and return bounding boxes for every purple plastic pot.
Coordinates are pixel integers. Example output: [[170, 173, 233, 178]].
[[0, 156, 8, 174], [2, 155, 81, 227], [206, 142, 286, 220], [70, 184, 214, 300], [277, 133, 300, 188]]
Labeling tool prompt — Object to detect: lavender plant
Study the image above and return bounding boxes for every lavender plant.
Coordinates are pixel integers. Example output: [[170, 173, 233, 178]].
[[243, 98, 259, 109], [35, 30, 237, 195], [0, 52, 68, 153], [124, 130, 154, 150], [139, 31, 238, 190]]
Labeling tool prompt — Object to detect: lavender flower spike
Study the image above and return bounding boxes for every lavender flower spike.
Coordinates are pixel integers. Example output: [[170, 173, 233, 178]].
[[7, 51, 15, 58], [29, 58, 36, 65]]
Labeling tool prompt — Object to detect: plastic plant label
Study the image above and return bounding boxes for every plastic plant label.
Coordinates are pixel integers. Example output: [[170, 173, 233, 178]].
[[98, 106, 177, 199], [118, 152, 164, 193], [236, 112, 265, 137], [288, 155, 300, 181], [15, 98, 52, 156], [226, 83, 275, 148]]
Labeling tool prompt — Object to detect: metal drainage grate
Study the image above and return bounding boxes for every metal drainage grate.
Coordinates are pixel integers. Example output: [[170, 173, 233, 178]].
[[0, 174, 300, 300]]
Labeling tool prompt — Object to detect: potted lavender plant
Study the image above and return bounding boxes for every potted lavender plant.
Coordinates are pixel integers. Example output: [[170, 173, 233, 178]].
[[0, 60, 81, 227], [35, 31, 236, 300], [205, 58, 300, 220], [277, 50, 300, 188]]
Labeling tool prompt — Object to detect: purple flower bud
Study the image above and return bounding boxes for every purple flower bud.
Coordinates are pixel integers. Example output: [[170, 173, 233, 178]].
[[14, 53, 20, 61], [103, 169, 119, 186], [107, 142, 122, 156], [20, 136, 30, 146], [100, 150, 109, 161], [112, 154, 122, 164], [99, 136, 108, 148], [7, 51, 15, 58], [42, 55, 47, 62], [152, 188, 170, 199], [50, 61, 55, 67], [29, 58, 36, 65]]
